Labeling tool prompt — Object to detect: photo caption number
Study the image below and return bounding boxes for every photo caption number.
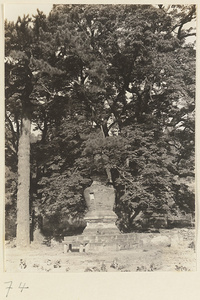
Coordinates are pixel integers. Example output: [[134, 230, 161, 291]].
[[4, 281, 29, 297], [19, 282, 29, 293], [5, 281, 13, 298]]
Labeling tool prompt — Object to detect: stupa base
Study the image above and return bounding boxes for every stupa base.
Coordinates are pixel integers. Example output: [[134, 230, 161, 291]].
[[82, 221, 120, 236], [62, 232, 139, 253]]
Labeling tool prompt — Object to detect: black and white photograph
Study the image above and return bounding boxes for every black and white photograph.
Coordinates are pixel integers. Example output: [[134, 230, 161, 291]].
[[4, 3, 197, 276]]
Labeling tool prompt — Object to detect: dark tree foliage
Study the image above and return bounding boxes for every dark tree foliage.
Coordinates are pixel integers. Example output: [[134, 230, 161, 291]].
[[5, 4, 196, 238]]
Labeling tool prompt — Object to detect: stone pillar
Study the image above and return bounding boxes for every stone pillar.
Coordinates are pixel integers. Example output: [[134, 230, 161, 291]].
[[83, 181, 120, 235]]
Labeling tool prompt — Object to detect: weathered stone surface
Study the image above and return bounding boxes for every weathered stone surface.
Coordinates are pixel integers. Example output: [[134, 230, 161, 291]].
[[62, 232, 138, 252], [170, 233, 184, 247], [83, 181, 120, 235], [150, 236, 171, 247], [84, 181, 115, 212]]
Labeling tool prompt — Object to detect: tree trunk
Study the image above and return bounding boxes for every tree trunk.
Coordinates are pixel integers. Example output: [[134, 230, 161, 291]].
[[16, 117, 31, 248], [101, 125, 113, 183]]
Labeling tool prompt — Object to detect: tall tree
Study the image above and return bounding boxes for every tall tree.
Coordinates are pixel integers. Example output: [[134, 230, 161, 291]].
[[5, 51, 33, 246], [5, 15, 44, 246], [5, 5, 196, 237], [38, 4, 195, 231]]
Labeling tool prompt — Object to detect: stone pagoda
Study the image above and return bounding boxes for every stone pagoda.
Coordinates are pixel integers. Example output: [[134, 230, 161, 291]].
[[83, 181, 120, 235], [63, 180, 138, 253]]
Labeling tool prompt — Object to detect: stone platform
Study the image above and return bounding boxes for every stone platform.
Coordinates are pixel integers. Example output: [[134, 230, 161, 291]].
[[62, 232, 139, 253]]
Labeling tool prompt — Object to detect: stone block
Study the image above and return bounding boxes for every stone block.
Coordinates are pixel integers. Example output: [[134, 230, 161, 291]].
[[150, 235, 171, 247]]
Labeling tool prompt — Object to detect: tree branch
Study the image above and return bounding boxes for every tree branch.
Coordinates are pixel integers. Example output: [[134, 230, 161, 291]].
[[177, 5, 196, 40], [5, 142, 18, 157], [182, 32, 196, 39], [5, 115, 18, 151]]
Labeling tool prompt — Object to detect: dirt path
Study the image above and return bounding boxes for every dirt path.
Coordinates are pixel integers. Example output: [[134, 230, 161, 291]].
[[4, 228, 196, 272]]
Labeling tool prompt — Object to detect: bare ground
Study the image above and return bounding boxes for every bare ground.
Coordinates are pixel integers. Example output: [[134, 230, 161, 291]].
[[4, 228, 196, 273]]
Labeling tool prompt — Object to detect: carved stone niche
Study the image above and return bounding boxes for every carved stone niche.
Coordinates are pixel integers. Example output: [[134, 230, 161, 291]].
[[83, 181, 120, 235]]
